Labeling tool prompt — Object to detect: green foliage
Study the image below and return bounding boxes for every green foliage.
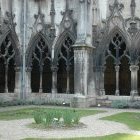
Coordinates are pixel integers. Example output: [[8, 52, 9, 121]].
[[111, 100, 140, 109], [102, 112, 140, 131], [73, 113, 80, 124], [63, 111, 73, 126], [111, 100, 129, 109], [29, 99, 70, 106], [0, 98, 70, 107], [22, 134, 140, 140], [0, 107, 104, 121], [33, 109, 81, 127], [129, 101, 140, 109], [33, 110, 43, 124]]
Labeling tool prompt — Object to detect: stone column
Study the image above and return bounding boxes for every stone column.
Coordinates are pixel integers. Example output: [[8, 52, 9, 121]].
[[66, 66, 70, 94], [130, 65, 139, 97], [39, 68, 43, 93], [51, 66, 58, 94], [115, 65, 120, 96], [71, 0, 95, 108], [5, 64, 8, 93], [25, 67, 32, 97], [73, 47, 93, 96], [15, 67, 21, 94], [99, 66, 105, 96]]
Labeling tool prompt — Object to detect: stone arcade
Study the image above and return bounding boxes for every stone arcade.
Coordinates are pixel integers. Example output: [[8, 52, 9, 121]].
[[0, 0, 140, 107]]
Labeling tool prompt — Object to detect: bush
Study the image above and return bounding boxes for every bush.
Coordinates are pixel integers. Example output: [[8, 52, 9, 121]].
[[63, 111, 73, 126], [73, 113, 80, 124], [129, 101, 140, 109], [33, 109, 80, 128], [33, 110, 43, 124], [0, 98, 70, 107], [111, 100, 129, 109]]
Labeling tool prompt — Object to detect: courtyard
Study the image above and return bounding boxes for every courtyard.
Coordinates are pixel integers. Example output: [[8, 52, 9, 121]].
[[0, 106, 140, 140]]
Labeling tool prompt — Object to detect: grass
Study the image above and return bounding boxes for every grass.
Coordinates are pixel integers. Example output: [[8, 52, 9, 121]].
[[101, 112, 140, 131], [0, 107, 105, 120], [22, 134, 140, 140]]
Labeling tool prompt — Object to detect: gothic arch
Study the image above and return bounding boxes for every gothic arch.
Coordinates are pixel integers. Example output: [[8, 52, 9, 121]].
[[0, 29, 20, 66], [27, 33, 52, 93], [53, 30, 76, 94], [26, 32, 51, 67], [53, 30, 76, 65], [0, 29, 20, 93], [96, 26, 131, 66]]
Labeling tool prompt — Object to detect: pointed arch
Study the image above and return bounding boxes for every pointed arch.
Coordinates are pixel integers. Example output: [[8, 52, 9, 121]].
[[26, 32, 51, 67], [96, 26, 131, 66], [53, 30, 76, 65], [0, 28, 20, 93], [0, 29, 20, 66], [53, 30, 76, 94], [27, 32, 52, 93]]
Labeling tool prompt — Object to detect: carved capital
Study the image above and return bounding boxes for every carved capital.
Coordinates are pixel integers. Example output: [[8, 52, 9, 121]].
[[15, 67, 20, 72], [26, 67, 32, 72], [115, 66, 120, 71], [79, 0, 85, 3], [130, 65, 139, 71], [51, 66, 58, 72]]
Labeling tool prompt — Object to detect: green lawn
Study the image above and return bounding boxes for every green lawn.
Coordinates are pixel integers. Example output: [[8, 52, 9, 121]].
[[22, 134, 140, 140], [0, 107, 104, 120], [101, 112, 140, 131]]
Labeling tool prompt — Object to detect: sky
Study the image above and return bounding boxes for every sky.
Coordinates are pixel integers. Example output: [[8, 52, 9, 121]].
[[99, 0, 107, 19]]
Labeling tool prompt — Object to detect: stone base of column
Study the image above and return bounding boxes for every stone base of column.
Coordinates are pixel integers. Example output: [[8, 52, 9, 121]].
[[52, 89, 57, 94], [115, 90, 120, 96], [15, 88, 20, 94], [100, 89, 105, 96], [131, 90, 138, 96], [70, 94, 96, 108]]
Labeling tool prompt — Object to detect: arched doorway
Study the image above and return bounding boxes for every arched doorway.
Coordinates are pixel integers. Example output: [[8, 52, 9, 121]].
[[104, 33, 130, 96], [31, 37, 52, 93], [0, 36, 16, 93], [57, 36, 74, 94]]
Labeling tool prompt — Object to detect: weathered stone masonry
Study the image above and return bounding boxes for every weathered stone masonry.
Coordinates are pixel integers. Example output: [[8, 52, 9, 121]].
[[0, 0, 140, 107]]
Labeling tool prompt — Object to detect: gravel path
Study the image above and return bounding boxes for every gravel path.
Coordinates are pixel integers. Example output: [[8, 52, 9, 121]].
[[0, 107, 140, 140]]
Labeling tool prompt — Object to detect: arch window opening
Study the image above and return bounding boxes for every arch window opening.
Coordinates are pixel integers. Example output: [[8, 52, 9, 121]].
[[0, 36, 16, 93], [57, 36, 74, 94], [31, 37, 52, 93], [104, 33, 130, 96]]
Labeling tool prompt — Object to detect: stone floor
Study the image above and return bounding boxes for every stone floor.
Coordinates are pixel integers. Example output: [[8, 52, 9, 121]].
[[0, 106, 140, 140]]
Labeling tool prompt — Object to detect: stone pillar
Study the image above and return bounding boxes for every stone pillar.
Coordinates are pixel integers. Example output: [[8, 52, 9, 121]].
[[73, 47, 92, 96], [39, 68, 43, 93], [71, 0, 96, 108], [25, 67, 31, 97], [5, 64, 8, 93], [115, 65, 120, 96], [51, 66, 58, 94], [130, 65, 139, 98], [15, 67, 21, 94], [66, 66, 70, 94], [99, 66, 105, 96]]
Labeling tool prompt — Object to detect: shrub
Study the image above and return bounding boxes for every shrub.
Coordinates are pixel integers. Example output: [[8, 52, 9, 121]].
[[73, 113, 80, 124], [33, 109, 80, 128], [63, 111, 73, 126], [33, 110, 43, 124], [111, 100, 129, 109], [129, 101, 140, 109]]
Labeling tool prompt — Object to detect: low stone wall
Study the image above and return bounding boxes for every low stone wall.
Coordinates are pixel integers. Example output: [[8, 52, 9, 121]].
[[0, 93, 18, 101]]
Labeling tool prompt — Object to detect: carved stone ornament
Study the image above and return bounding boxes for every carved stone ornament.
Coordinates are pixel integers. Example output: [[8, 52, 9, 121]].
[[109, 0, 124, 13]]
